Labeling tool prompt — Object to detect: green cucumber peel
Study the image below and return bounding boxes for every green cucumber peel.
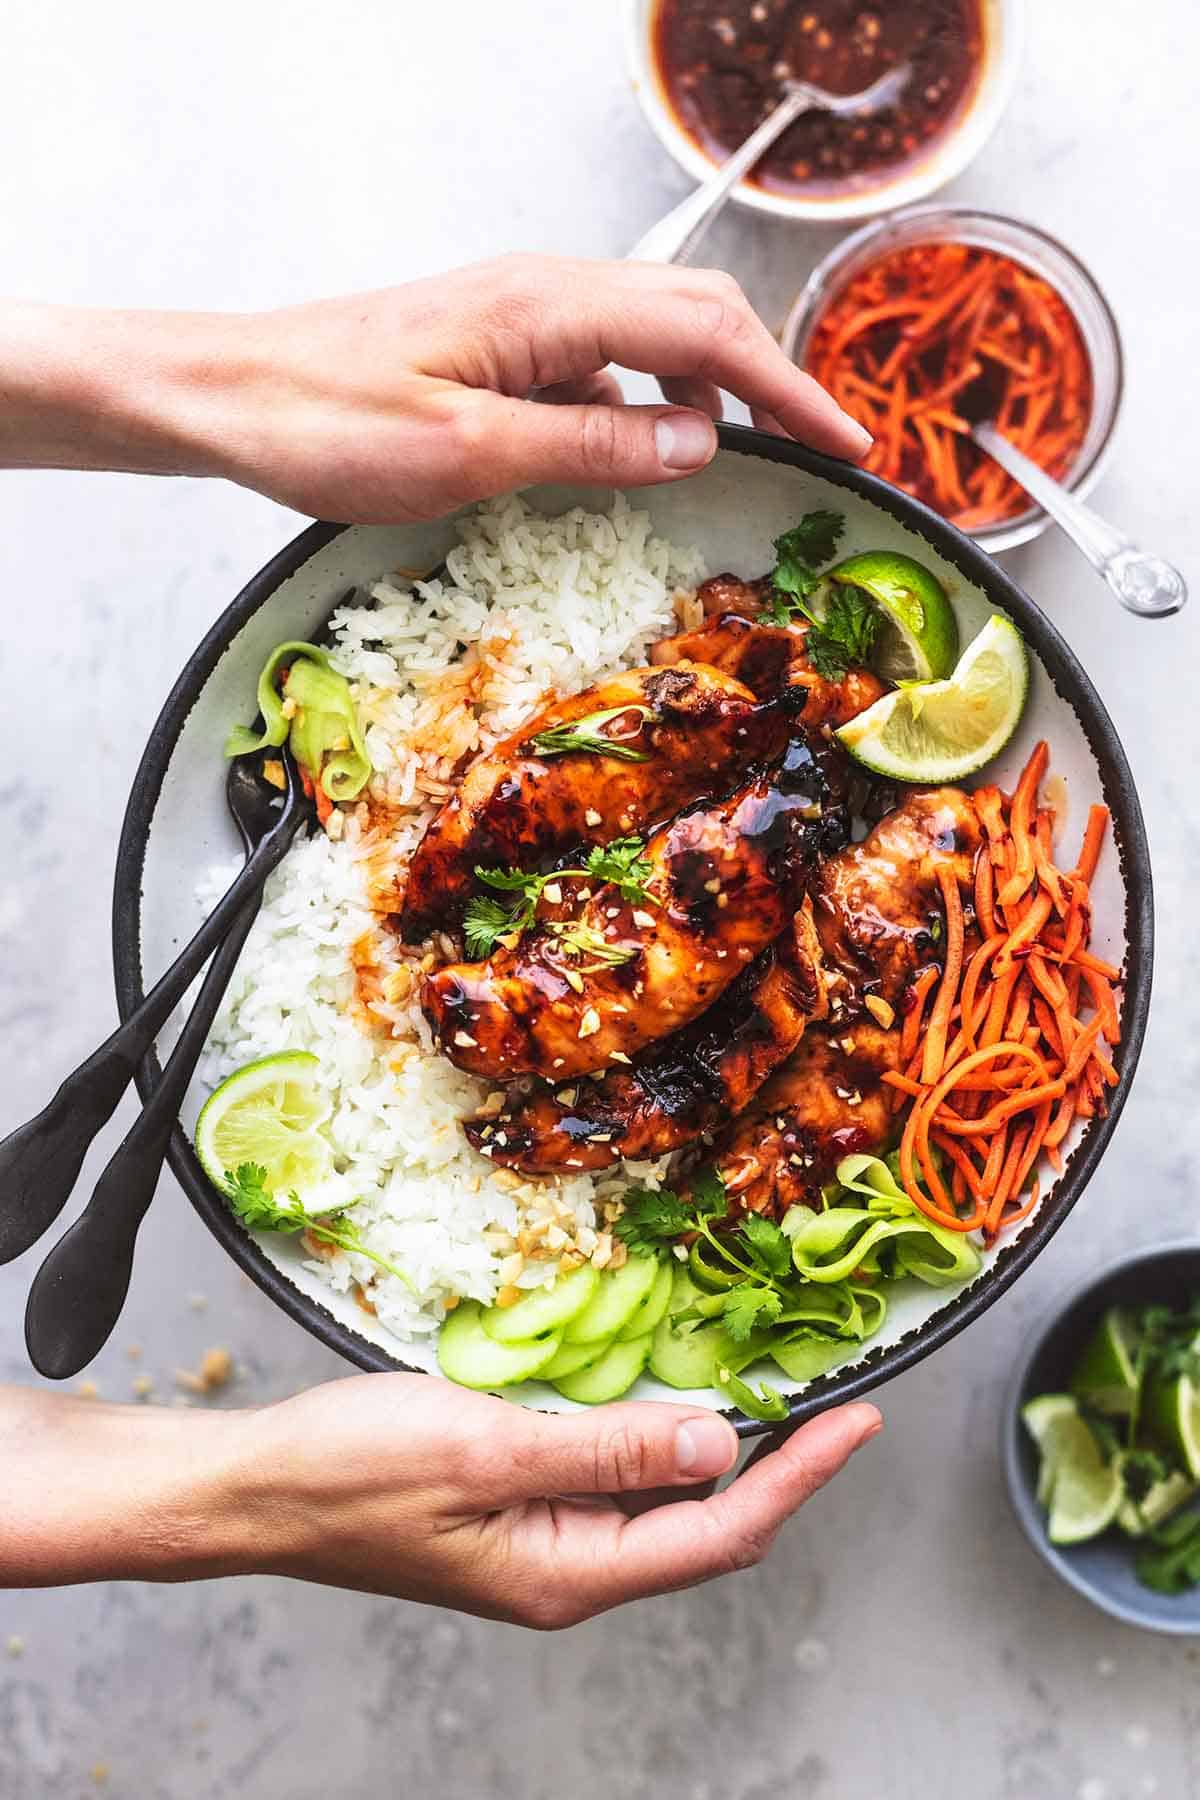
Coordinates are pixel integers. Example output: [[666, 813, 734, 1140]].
[[225, 639, 372, 801]]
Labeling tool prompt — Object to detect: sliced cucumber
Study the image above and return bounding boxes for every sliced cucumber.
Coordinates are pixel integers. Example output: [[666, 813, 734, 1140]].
[[617, 1257, 674, 1342], [564, 1255, 659, 1343], [437, 1301, 561, 1390], [649, 1267, 736, 1389], [540, 1335, 615, 1380], [553, 1335, 653, 1404], [481, 1264, 599, 1345]]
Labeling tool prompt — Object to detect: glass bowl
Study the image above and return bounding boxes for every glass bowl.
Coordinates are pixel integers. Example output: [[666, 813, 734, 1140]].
[[625, 0, 1025, 225], [780, 203, 1125, 552]]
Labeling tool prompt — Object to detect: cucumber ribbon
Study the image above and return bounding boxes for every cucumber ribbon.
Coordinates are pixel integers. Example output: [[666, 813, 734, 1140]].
[[785, 1153, 983, 1289], [225, 640, 372, 802]]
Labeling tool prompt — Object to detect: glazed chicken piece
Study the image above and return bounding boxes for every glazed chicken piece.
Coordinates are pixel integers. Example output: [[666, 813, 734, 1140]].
[[465, 902, 828, 1174], [399, 661, 801, 942], [706, 1021, 903, 1219], [814, 786, 980, 1008], [423, 735, 848, 1082], [650, 573, 886, 727]]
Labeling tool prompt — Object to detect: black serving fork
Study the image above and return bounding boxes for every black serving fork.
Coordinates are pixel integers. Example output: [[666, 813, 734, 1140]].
[[0, 751, 311, 1372]]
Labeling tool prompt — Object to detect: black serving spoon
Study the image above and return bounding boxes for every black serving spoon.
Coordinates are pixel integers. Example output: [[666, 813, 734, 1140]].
[[0, 750, 311, 1272], [23, 748, 315, 1377]]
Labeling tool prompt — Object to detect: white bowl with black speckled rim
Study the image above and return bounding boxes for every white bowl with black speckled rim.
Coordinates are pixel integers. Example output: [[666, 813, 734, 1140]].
[[113, 425, 1152, 1437]]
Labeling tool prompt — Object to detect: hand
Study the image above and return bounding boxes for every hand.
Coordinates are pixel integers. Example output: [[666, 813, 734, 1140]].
[[208, 255, 872, 522], [0, 257, 871, 522], [235, 1376, 882, 1625]]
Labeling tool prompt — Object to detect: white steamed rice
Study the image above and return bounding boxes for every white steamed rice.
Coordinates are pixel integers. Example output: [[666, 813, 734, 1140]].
[[199, 493, 707, 1341]]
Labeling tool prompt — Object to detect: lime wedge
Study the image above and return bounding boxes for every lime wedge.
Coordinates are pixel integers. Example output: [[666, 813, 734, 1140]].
[[1022, 1393, 1083, 1506], [1117, 1472, 1198, 1538], [195, 1051, 333, 1196], [836, 614, 1029, 783], [826, 551, 959, 683], [1070, 1307, 1141, 1417], [1039, 1411, 1123, 1545], [1145, 1367, 1200, 1479]]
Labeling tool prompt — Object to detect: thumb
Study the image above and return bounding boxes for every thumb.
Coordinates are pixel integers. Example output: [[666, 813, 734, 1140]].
[[498, 1400, 739, 1501], [458, 391, 719, 496]]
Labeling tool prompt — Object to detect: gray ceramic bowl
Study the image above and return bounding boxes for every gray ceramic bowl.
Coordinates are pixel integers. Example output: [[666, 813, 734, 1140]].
[[1003, 1241, 1200, 1635]]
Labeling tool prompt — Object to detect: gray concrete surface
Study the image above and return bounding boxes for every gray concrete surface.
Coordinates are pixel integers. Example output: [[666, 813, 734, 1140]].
[[1, 2, 1197, 1795]]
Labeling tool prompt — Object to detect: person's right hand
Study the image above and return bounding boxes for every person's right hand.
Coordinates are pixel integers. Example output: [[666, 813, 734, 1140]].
[[1, 256, 872, 521], [233, 1375, 882, 1625]]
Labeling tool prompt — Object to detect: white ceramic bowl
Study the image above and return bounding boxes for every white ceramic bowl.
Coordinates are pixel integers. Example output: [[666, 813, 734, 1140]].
[[624, 0, 1024, 225], [114, 429, 1151, 1434]]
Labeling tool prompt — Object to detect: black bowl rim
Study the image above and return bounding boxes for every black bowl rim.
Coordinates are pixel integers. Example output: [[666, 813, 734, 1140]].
[[111, 423, 1154, 1439], [1001, 1240, 1200, 1636]]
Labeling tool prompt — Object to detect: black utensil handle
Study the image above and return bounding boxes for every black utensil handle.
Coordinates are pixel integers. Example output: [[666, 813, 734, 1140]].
[[0, 814, 298, 1267], [24, 898, 261, 1379]]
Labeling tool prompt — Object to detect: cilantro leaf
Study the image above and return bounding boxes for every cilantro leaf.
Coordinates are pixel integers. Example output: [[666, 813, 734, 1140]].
[[613, 1187, 695, 1257], [691, 1167, 729, 1220], [1135, 1511, 1200, 1595], [463, 893, 524, 959], [222, 1166, 415, 1293], [614, 1171, 729, 1257], [739, 1213, 792, 1281], [1121, 1448, 1172, 1505], [463, 864, 547, 956], [775, 510, 845, 571], [758, 510, 846, 623], [723, 1283, 783, 1342], [476, 865, 541, 893], [804, 585, 882, 680], [586, 837, 656, 905]]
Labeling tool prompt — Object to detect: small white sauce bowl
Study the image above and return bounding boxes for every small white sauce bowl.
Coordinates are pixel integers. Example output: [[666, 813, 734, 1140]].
[[624, 0, 1025, 225]]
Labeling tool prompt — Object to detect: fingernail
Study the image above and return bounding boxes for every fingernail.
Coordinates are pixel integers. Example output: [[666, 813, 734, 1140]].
[[676, 1416, 737, 1477], [656, 410, 716, 471], [845, 417, 874, 457], [851, 1404, 884, 1445]]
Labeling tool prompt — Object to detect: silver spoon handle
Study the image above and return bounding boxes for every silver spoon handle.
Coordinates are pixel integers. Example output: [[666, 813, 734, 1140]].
[[972, 423, 1187, 619], [628, 85, 818, 266]]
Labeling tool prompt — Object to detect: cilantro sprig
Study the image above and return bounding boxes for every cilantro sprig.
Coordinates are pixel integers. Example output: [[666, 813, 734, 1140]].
[[224, 1163, 414, 1292], [617, 1174, 800, 1344], [755, 508, 881, 678], [462, 837, 657, 959], [757, 509, 845, 625]]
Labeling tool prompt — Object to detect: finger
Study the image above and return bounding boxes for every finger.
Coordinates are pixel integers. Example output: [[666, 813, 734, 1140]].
[[475, 1399, 739, 1505], [581, 1403, 882, 1610], [749, 405, 788, 437], [478, 266, 874, 468], [659, 375, 725, 421], [535, 370, 625, 408], [449, 391, 719, 496], [443, 259, 871, 459]]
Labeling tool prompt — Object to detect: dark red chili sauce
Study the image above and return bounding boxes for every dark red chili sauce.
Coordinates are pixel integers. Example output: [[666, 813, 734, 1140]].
[[651, 0, 987, 197]]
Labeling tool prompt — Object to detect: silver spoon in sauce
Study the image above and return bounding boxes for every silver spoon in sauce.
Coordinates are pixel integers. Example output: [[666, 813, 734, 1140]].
[[957, 369, 1187, 619], [628, 62, 912, 267]]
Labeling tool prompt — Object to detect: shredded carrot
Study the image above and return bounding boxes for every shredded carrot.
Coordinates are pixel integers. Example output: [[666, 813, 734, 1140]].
[[921, 863, 965, 1085], [883, 745, 1121, 1241], [997, 741, 1048, 909], [1073, 805, 1110, 885]]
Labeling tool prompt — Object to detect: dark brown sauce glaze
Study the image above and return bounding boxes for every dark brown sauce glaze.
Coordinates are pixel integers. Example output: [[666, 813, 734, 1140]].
[[652, 0, 986, 197]]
